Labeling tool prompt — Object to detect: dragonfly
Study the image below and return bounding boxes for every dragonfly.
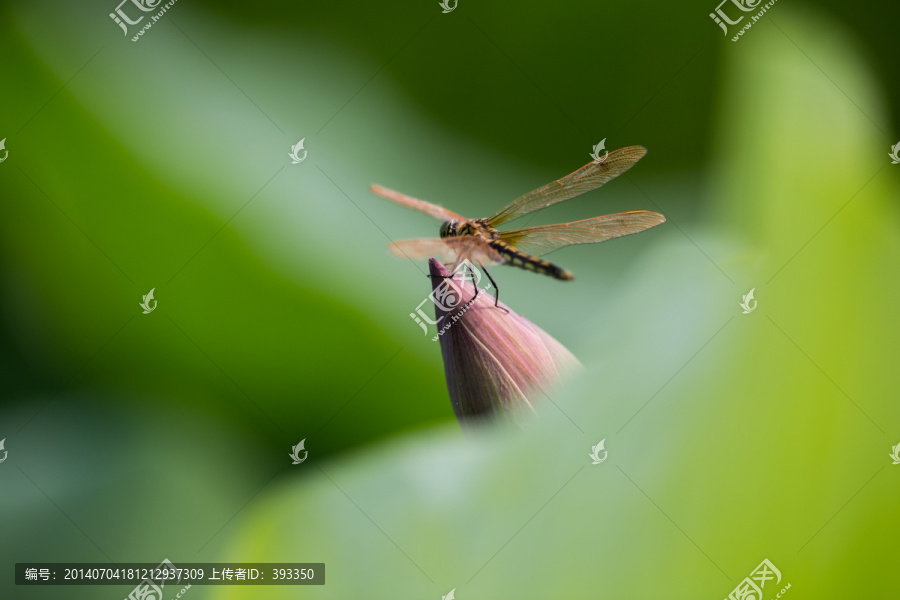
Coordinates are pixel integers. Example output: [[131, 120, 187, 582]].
[[371, 145, 665, 303]]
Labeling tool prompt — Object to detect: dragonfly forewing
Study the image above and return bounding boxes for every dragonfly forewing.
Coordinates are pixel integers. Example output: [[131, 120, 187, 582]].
[[487, 145, 647, 227], [370, 184, 464, 222]]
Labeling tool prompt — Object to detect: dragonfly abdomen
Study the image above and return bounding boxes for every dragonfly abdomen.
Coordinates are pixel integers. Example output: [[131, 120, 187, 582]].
[[490, 241, 574, 281]]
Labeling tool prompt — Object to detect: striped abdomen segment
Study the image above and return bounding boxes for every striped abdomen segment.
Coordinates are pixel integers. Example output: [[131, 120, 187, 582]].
[[489, 241, 574, 280]]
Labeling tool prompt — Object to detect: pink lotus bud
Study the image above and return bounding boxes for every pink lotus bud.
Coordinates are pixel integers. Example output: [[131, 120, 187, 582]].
[[428, 259, 580, 424]]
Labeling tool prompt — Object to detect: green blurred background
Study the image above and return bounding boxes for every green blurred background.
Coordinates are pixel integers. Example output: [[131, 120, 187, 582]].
[[1, 0, 898, 598]]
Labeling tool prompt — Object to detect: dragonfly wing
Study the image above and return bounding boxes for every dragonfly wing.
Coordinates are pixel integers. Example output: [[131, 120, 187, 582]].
[[487, 146, 647, 227], [389, 236, 505, 265], [371, 184, 465, 222], [499, 210, 665, 256]]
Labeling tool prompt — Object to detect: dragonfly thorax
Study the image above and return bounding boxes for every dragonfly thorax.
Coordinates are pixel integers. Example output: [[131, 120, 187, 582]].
[[440, 218, 493, 239], [440, 219, 479, 238]]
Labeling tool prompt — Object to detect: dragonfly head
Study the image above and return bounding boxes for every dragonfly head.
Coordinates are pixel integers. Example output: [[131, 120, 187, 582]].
[[439, 220, 460, 238]]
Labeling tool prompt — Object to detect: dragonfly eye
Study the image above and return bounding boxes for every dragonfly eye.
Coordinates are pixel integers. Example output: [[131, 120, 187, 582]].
[[439, 221, 457, 238]]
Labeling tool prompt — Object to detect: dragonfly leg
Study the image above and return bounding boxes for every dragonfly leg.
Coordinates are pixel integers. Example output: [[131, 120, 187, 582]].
[[480, 266, 509, 313], [461, 261, 480, 306], [427, 262, 480, 308]]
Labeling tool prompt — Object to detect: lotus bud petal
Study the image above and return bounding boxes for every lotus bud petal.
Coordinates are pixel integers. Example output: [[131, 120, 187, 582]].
[[428, 259, 579, 425]]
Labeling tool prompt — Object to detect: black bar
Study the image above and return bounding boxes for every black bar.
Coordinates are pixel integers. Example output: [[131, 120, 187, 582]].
[[15, 563, 325, 585]]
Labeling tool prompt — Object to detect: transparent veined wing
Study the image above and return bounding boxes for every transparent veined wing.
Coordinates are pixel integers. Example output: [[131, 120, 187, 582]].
[[498, 210, 665, 256], [389, 236, 505, 265], [487, 146, 647, 227], [371, 184, 465, 222]]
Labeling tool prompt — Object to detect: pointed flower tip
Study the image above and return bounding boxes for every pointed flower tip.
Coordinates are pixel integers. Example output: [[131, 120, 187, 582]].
[[428, 259, 580, 425]]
